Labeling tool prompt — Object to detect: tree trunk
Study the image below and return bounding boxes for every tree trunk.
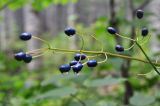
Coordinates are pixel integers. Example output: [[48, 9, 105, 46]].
[[148, 0, 160, 53], [120, 0, 135, 104], [108, 0, 133, 105], [0, 10, 7, 51], [67, 2, 78, 50], [109, 0, 121, 45], [14, 9, 24, 33], [23, 5, 42, 70], [0, 8, 15, 51]]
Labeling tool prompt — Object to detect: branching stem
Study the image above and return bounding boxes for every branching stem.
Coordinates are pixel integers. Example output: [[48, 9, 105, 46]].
[[29, 34, 160, 75], [48, 47, 160, 66], [135, 41, 160, 75]]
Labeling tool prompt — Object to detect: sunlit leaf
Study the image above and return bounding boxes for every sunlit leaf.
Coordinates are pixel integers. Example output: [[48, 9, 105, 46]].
[[84, 76, 126, 87], [29, 86, 77, 103], [129, 93, 155, 106]]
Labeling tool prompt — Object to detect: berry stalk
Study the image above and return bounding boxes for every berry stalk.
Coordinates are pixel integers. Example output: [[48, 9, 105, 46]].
[[135, 41, 160, 75], [48, 47, 160, 67]]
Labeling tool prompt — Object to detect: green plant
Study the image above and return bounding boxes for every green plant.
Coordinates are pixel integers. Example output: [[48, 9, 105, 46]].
[[14, 9, 160, 76]]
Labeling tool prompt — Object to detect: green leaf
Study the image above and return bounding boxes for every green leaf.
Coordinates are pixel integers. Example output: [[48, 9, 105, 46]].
[[145, 70, 158, 79], [98, 101, 117, 106], [129, 93, 155, 106], [69, 99, 96, 106], [41, 73, 89, 86], [41, 74, 64, 86], [155, 90, 160, 99], [84, 76, 126, 87], [43, 0, 53, 7], [11, 97, 27, 106], [8, 0, 26, 10], [29, 86, 77, 103], [0, 61, 5, 71]]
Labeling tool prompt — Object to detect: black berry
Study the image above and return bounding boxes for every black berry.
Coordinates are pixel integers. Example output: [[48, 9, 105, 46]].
[[20, 32, 32, 41], [23, 54, 32, 63], [87, 60, 98, 67], [74, 53, 86, 61], [14, 52, 26, 61], [107, 27, 117, 34], [115, 45, 124, 52], [72, 63, 83, 73], [59, 64, 71, 73], [69, 60, 78, 66], [136, 9, 144, 19], [141, 27, 148, 36], [64, 27, 76, 36]]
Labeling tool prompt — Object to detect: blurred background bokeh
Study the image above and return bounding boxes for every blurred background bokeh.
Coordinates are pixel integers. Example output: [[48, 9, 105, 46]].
[[0, 0, 160, 106]]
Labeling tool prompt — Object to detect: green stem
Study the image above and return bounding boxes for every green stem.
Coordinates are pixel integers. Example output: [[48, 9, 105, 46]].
[[26, 48, 48, 54], [76, 34, 85, 52], [90, 34, 104, 51], [135, 41, 160, 75], [32, 36, 51, 49], [49, 48, 160, 66]]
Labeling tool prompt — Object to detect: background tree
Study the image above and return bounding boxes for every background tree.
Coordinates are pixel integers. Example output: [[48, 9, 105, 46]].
[[0, 0, 160, 106]]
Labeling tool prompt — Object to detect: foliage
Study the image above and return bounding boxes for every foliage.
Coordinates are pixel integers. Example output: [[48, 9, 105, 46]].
[[0, 0, 78, 11], [130, 93, 155, 106], [0, 0, 160, 106]]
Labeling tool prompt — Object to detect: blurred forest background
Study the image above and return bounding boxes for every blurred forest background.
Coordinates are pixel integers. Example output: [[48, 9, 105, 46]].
[[0, 0, 160, 106]]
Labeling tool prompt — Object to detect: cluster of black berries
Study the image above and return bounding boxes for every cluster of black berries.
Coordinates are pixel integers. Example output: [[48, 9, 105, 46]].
[[59, 28, 98, 74], [107, 9, 148, 52], [59, 53, 98, 74], [14, 32, 33, 63]]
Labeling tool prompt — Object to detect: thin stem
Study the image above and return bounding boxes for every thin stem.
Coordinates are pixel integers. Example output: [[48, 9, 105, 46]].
[[90, 34, 104, 52], [48, 48, 160, 66], [116, 33, 136, 42], [87, 54, 102, 58], [135, 41, 160, 75], [124, 43, 135, 51], [32, 50, 49, 58], [139, 34, 151, 45], [53, 51, 75, 54], [76, 33, 85, 52], [137, 70, 153, 76], [26, 48, 48, 54], [32, 36, 51, 48], [76, 34, 85, 62], [82, 56, 89, 65], [98, 53, 108, 64]]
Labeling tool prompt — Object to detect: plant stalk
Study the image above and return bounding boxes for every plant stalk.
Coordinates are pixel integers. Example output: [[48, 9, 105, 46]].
[[48, 47, 160, 67]]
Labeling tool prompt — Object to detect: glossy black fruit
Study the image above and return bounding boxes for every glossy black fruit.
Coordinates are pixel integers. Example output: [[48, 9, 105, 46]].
[[20, 32, 32, 41], [14, 52, 26, 61], [87, 60, 98, 67], [64, 27, 76, 36], [72, 63, 83, 73], [74, 53, 86, 61], [136, 9, 144, 19], [107, 27, 117, 34], [115, 45, 124, 52], [69, 60, 78, 66], [141, 27, 148, 36], [59, 64, 71, 73], [23, 54, 32, 63]]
